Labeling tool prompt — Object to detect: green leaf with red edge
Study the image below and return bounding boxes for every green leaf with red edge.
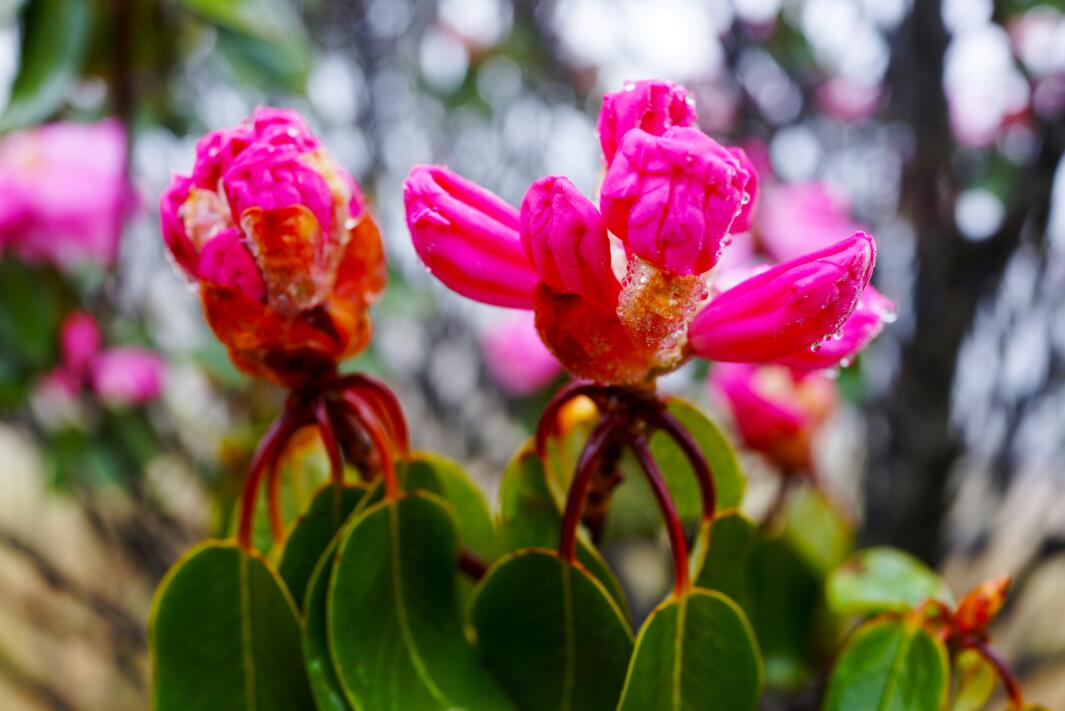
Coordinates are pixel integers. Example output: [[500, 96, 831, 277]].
[[827, 547, 952, 616], [327, 493, 515, 710], [616, 588, 763, 711], [150, 541, 314, 710], [823, 617, 949, 711], [277, 482, 368, 608], [950, 649, 996, 711], [301, 538, 351, 711], [470, 549, 633, 711], [498, 442, 631, 621]]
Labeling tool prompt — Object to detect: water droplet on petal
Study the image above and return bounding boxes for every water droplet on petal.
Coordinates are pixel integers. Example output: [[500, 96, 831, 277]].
[[624, 81, 636, 91]]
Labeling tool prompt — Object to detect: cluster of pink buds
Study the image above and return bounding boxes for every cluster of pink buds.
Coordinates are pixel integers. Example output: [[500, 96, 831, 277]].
[[404, 80, 884, 387], [160, 109, 386, 388]]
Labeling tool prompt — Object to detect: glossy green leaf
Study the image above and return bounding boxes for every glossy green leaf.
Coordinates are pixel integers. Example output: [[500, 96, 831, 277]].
[[617, 588, 762, 711], [950, 649, 996, 711], [823, 618, 948, 711], [328, 494, 515, 710], [782, 485, 853, 576], [278, 483, 366, 607], [302, 539, 351, 711], [695, 510, 758, 606], [470, 550, 633, 711], [2, 0, 90, 130], [828, 547, 952, 616], [498, 443, 630, 620], [401, 452, 499, 561], [150, 541, 313, 710]]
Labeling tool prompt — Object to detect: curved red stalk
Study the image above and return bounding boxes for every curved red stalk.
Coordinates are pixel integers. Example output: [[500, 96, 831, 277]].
[[962, 640, 1025, 709], [644, 407, 716, 525], [330, 373, 410, 452], [558, 414, 622, 563], [266, 455, 285, 543], [314, 397, 344, 487], [237, 406, 307, 551], [628, 432, 691, 597], [339, 391, 398, 500], [535, 380, 606, 458]]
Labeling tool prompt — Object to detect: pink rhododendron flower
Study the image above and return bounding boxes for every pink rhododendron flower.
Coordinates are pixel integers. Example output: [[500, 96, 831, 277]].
[[60, 311, 102, 376], [711, 362, 836, 472], [0, 120, 133, 267], [404, 80, 887, 386], [597, 79, 696, 166], [160, 108, 385, 386], [756, 182, 863, 262], [481, 314, 562, 396], [91, 348, 165, 406]]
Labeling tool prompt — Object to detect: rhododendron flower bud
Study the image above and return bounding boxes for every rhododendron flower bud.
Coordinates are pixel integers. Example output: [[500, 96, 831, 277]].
[[520, 176, 619, 311], [481, 314, 562, 396], [954, 575, 1011, 636], [774, 286, 896, 372], [60, 312, 102, 376], [712, 363, 836, 472], [757, 182, 861, 262], [159, 108, 385, 386], [404, 165, 538, 309], [598, 79, 696, 165], [690, 232, 876, 362], [91, 348, 165, 406], [0, 120, 133, 267], [600, 126, 751, 276], [728, 147, 759, 233]]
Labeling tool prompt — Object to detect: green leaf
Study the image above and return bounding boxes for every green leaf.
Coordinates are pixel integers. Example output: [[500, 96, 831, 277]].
[[470, 550, 633, 711], [498, 443, 630, 620], [302, 539, 352, 711], [823, 618, 948, 711], [950, 649, 996, 711], [828, 547, 952, 616], [150, 541, 314, 710], [0, 260, 67, 369], [277, 482, 367, 607], [328, 494, 515, 710], [781, 485, 853, 576], [2, 0, 90, 130], [617, 588, 763, 711], [401, 452, 499, 561], [695, 510, 759, 606]]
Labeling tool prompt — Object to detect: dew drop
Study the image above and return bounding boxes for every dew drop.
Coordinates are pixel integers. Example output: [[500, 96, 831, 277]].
[[809, 340, 823, 352], [740, 191, 751, 206], [624, 81, 636, 92]]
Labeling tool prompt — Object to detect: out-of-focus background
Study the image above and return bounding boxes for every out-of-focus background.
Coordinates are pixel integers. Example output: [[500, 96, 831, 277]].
[[0, 0, 1063, 708]]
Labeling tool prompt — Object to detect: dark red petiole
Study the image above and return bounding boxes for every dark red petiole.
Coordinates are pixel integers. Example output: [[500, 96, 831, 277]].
[[961, 640, 1025, 709], [314, 398, 345, 487], [643, 407, 716, 525], [330, 374, 410, 453], [558, 414, 623, 564], [338, 391, 399, 500], [628, 432, 691, 597]]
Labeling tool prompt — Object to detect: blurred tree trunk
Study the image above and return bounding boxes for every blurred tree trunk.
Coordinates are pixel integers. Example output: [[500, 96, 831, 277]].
[[868, 0, 1059, 563]]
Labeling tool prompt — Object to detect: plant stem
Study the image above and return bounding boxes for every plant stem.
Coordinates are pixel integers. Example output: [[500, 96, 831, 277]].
[[331, 374, 410, 452], [965, 640, 1025, 709], [237, 408, 304, 551], [558, 414, 621, 564], [339, 392, 398, 500], [314, 398, 344, 487], [628, 432, 691, 597], [458, 548, 488, 581], [266, 456, 284, 543], [645, 407, 716, 524]]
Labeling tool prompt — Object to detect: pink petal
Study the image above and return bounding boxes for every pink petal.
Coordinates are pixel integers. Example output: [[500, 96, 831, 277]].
[[600, 126, 751, 276], [159, 175, 200, 277], [196, 228, 267, 302], [520, 176, 620, 312], [597, 79, 696, 166], [404, 165, 539, 309], [773, 285, 896, 372], [727, 147, 759, 233], [689, 232, 876, 361]]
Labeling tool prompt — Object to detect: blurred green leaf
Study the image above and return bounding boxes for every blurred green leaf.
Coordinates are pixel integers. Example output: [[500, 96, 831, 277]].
[[782, 485, 854, 576], [328, 494, 515, 710], [470, 550, 632, 711], [617, 589, 762, 711], [827, 547, 952, 616], [0, 260, 67, 369], [695, 510, 759, 606], [498, 443, 630, 621], [150, 541, 314, 710], [823, 618, 948, 711], [277, 482, 367, 607], [301, 538, 352, 711], [950, 649, 996, 711], [2, 0, 91, 130]]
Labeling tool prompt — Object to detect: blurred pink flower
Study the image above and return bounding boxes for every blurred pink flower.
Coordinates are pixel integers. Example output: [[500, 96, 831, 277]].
[[481, 314, 562, 396], [756, 182, 863, 262], [0, 120, 132, 267], [90, 347, 165, 406], [711, 362, 836, 473], [59, 311, 102, 376]]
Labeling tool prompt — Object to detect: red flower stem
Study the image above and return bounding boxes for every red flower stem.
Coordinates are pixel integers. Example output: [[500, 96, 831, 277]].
[[536, 380, 607, 458], [458, 548, 488, 581], [330, 374, 409, 453], [964, 640, 1025, 709], [558, 414, 622, 564], [628, 432, 691, 597], [237, 407, 305, 551], [339, 392, 398, 500], [314, 398, 344, 487], [644, 408, 716, 525], [266, 455, 285, 543]]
